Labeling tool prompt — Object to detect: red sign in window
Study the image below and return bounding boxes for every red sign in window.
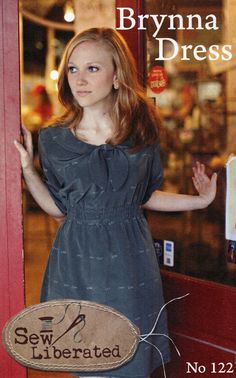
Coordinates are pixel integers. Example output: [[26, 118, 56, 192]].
[[147, 65, 168, 94]]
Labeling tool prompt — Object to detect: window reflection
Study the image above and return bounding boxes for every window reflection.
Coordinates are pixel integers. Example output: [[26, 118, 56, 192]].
[[145, 0, 236, 286]]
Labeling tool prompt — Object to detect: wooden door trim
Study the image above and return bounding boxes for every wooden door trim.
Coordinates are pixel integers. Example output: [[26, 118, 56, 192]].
[[0, 1, 26, 377]]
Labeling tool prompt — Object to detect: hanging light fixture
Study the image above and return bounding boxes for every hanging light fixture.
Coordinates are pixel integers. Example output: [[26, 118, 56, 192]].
[[50, 70, 59, 81], [64, 1, 75, 23]]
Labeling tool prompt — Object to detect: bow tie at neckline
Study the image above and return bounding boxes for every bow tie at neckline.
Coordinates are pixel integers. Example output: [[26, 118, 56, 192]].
[[89, 145, 129, 191]]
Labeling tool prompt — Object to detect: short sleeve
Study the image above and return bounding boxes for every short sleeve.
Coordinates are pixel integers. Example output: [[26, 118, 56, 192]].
[[38, 130, 67, 214], [142, 144, 163, 204]]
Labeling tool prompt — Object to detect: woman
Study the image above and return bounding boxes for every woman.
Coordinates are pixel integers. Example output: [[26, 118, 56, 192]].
[[15, 28, 217, 378]]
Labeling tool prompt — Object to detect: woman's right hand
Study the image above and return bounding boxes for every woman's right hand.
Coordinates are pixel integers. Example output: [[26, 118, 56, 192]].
[[14, 125, 34, 172]]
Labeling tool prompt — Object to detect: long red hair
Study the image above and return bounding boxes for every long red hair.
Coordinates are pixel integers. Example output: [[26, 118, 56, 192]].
[[56, 27, 161, 150]]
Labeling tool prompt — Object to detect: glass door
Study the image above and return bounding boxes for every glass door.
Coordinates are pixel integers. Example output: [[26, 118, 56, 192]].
[[143, 0, 236, 288]]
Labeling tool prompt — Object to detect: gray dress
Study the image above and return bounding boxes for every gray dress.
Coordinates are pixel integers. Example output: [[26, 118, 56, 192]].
[[38, 126, 170, 378]]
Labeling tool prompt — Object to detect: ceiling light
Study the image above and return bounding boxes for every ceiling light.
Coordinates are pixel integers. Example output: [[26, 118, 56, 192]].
[[64, 2, 75, 23], [50, 70, 59, 80]]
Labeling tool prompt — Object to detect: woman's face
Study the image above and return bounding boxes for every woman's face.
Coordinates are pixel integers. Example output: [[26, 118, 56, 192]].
[[67, 40, 117, 111]]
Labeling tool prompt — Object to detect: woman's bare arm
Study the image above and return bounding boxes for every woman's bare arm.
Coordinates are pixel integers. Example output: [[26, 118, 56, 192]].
[[143, 162, 217, 212], [14, 126, 65, 219]]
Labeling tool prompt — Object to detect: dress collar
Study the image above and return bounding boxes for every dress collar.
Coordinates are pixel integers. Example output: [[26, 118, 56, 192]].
[[49, 125, 133, 154], [47, 126, 131, 190]]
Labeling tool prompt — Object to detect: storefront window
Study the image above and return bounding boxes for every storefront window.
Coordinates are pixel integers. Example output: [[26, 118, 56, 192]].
[[144, 0, 236, 286]]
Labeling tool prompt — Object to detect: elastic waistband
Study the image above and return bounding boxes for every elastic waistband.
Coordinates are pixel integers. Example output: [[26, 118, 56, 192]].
[[67, 205, 143, 223]]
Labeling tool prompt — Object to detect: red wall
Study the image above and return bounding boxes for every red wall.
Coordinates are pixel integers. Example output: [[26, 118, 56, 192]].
[[154, 271, 236, 377], [0, 1, 26, 377]]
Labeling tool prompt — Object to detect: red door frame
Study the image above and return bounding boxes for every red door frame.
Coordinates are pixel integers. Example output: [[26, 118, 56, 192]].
[[0, 1, 26, 377], [115, 0, 145, 82], [115, 1, 236, 377], [160, 271, 236, 377]]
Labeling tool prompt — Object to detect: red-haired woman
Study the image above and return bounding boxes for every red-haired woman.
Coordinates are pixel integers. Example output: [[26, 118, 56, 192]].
[[15, 28, 217, 378]]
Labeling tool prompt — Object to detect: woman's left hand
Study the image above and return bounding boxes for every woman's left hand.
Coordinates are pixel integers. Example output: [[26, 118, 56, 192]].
[[192, 161, 217, 207]]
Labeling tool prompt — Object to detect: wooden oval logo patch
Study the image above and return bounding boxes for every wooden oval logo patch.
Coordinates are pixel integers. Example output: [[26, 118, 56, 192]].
[[3, 300, 140, 372]]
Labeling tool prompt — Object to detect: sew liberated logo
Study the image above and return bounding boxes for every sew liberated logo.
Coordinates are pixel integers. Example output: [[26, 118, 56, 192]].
[[3, 300, 140, 372]]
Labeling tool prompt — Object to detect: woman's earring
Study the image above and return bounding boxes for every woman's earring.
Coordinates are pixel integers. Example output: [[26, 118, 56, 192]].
[[113, 81, 119, 90]]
